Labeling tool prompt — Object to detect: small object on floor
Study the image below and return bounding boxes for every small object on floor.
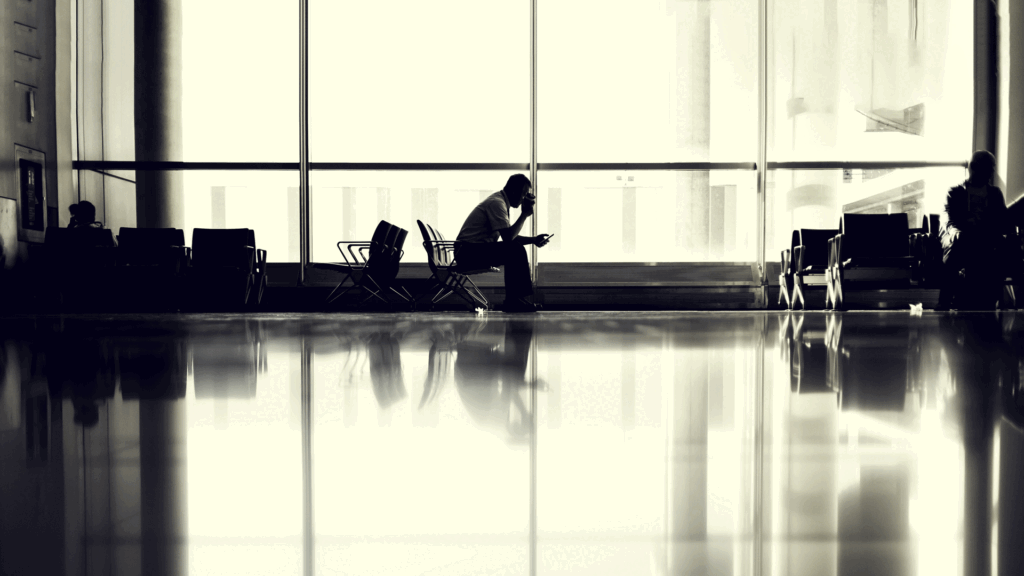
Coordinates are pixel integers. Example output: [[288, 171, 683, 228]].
[[475, 307, 486, 315], [909, 303, 923, 316]]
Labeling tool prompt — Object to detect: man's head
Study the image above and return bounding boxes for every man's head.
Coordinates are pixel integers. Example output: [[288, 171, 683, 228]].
[[968, 150, 996, 184], [503, 174, 533, 208], [70, 200, 97, 223]]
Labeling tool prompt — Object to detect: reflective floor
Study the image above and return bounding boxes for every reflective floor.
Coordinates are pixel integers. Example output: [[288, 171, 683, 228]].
[[2, 311, 1024, 576]]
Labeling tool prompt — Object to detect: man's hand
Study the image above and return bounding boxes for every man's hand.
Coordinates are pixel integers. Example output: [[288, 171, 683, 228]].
[[521, 194, 536, 216], [535, 233, 552, 247]]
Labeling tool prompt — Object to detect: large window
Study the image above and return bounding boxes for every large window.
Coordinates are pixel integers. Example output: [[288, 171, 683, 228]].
[[74, 0, 976, 276], [309, 0, 529, 163], [766, 0, 974, 255]]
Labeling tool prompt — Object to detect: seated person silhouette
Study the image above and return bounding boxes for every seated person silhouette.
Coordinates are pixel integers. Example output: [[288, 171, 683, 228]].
[[939, 150, 1011, 310], [455, 174, 552, 312], [68, 200, 103, 229]]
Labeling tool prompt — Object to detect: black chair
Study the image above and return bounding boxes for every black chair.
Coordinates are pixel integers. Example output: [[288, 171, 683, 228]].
[[415, 220, 496, 310], [312, 220, 411, 308], [828, 213, 915, 310], [37, 227, 118, 310], [781, 228, 838, 310], [909, 214, 942, 288], [113, 227, 190, 311], [246, 229, 268, 306], [187, 228, 259, 310]]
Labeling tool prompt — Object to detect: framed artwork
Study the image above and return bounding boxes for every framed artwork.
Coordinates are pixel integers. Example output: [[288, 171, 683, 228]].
[[14, 145, 46, 243]]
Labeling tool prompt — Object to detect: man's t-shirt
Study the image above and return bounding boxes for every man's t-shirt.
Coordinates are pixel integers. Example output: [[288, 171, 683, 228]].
[[457, 191, 511, 243]]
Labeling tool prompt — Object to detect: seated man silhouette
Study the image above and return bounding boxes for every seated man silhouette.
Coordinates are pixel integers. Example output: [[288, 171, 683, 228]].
[[68, 200, 103, 229], [455, 174, 551, 312], [939, 150, 1011, 309]]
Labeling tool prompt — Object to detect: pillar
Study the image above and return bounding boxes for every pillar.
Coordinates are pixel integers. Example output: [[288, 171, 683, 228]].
[[134, 0, 184, 229]]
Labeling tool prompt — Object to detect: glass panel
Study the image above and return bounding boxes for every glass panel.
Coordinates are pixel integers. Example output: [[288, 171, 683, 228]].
[[536, 170, 758, 262], [768, 0, 973, 162], [765, 166, 968, 258], [310, 170, 526, 264], [182, 0, 297, 161], [309, 0, 529, 163], [535, 321, 759, 575], [187, 324, 302, 576], [765, 313, 965, 576], [183, 171, 299, 263], [312, 320, 530, 574], [538, 0, 758, 163]]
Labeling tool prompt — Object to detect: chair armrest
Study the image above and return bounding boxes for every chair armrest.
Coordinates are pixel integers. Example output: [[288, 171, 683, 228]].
[[255, 249, 267, 273], [830, 234, 844, 268], [781, 249, 791, 275], [337, 241, 371, 265], [793, 245, 805, 272]]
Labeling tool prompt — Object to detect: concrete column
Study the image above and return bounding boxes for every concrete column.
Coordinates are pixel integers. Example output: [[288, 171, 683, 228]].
[[139, 400, 187, 576], [974, 0, 999, 156], [1001, 1, 1024, 202], [134, 0, 184, 229]]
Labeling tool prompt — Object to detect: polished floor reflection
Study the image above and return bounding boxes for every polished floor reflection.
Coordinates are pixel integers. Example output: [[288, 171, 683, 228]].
[[2, 311, 1023, 575]]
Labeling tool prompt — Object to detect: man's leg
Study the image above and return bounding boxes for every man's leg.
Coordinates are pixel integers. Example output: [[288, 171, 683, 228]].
[[941, 230, 1002, 309], [455, 242, 535, 306], [498, 243, 533, 299]]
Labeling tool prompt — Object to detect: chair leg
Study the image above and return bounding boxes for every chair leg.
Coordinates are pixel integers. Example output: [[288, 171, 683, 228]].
[[779, 274, 792, 309], [461, 276, 490, 308], [325, 273, 355, 304], [792, 281, 804, 311], [832, 269, 844, 311]]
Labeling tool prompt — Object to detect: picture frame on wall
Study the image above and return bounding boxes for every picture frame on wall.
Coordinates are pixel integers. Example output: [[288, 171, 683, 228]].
[[14, 145, 46, 243]]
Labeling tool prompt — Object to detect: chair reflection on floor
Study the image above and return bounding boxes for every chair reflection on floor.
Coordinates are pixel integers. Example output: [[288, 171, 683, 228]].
[[45, 327, 117, 427], [786, 314, 835, 394], [827, 315, 913, 411], [116, 336, 189, 400], [191, 321, 266, 399], [367, 331, 406, 409]]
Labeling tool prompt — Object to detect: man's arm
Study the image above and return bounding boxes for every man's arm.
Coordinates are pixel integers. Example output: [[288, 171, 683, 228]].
[[499, 198, 536, 245], [499, 216, 539, 245]]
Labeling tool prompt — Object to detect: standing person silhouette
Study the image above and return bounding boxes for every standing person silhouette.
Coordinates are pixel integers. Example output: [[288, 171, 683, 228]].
[[939, 150, 1010, 310], [455, 174, 552, 312]]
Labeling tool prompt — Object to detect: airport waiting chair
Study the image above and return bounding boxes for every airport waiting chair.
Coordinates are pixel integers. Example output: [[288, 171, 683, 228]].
[[415, 220, 497, 311], [828, 213, 915, 310], [311, 220, 412, 308], [246, 229, 269, 306], [113, 227, 190, 311], [909, 214, 942, 288], [187, 228, 261, 310], [780, 228, 838, 310], [38, 227, 118, 311]]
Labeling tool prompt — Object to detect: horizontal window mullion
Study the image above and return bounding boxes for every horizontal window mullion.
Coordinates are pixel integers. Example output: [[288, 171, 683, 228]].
[[74, 161, 299, 171], [311, 162, 530, 171], [539, 162, 756, 171], [767, 160, 968, 170], [75, 160, 969, 172]]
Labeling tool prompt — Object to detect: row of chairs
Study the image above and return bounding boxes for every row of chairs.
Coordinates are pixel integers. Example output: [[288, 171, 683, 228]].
[[35, 227, 267, 311], [315, 220, 499, 311], [779, 213, 944, 310]]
